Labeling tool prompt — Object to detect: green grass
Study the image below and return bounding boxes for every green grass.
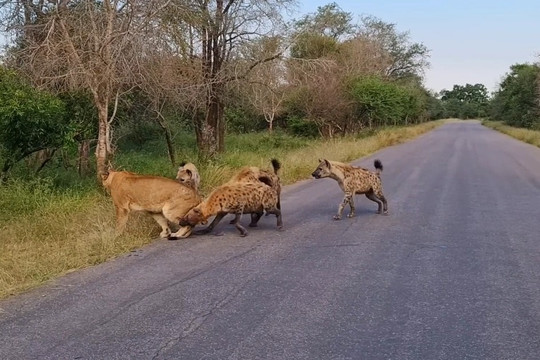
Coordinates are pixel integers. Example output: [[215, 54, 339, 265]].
[[483, 120, 540, 148], [0, 120, 446, 299]]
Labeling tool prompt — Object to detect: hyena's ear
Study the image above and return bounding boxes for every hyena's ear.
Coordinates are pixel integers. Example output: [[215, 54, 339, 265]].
[[324, 159, 331, 169], [186, 169, 192, 177]]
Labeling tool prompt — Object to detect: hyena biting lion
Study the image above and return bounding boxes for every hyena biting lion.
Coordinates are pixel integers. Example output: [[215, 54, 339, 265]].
[[312, 159, 388, 220], [179, 181, 282, 237]]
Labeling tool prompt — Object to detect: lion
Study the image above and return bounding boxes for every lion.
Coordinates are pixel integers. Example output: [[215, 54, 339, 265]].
[[102, 170, 202, 239]]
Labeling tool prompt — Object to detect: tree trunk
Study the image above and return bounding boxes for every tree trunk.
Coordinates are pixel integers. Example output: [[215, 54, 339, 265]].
[[155, 114, 176, 167], [267, 113, 274, 133], [197, 83, 225, 157], [77, 140, 90, 176], [95, 103, 110, 182], [36, 148, 57, 173]]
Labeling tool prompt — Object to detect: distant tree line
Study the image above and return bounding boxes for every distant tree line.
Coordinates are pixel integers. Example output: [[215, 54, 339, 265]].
[[0, 1, 438, 180], [490, 63, 540, 129], [428, 61, 540, 130]]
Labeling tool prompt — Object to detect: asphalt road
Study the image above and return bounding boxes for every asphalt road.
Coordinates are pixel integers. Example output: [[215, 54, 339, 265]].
[[1, 121, 540, 360]]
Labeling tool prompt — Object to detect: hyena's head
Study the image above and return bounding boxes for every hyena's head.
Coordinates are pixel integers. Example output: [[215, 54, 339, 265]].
[[311, 159, 332, 179], [176, 162, 200, 190], [179, 205, 207, 227]]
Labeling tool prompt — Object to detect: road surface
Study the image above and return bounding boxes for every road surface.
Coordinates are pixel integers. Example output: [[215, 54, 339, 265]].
[[1, 121, 540, 359]]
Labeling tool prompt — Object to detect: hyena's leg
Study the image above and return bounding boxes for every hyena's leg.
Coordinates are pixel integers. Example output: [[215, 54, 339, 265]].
[[334, 193, 353, 220], [365, 190, 383, 214], [249, 212, 263, 227], [151, 213, 171, 238], [115, 206, 129, 235], [194, 212, 227, 235], [373, 188, 388, 215], [266, 207, 283, 229], [231, 213, 248, 237], [347, 195, 356, 218]]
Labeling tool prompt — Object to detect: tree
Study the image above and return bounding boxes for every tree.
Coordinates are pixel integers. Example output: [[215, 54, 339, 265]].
[[490, 63, 540, 128], [0, 67, 67, 180], [359, 16, 430, 80], [243, 37, 287, 132], [1, 0, 167, 180], [348, 76, 424, 128], [294, 2, 356, 40], [440, 83, 490, 119], [156, 0, 294, 157]]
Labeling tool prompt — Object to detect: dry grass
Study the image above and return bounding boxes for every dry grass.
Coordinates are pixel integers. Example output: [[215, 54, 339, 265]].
[[483, 120, 540, 148], [0, 120, 445, 299]]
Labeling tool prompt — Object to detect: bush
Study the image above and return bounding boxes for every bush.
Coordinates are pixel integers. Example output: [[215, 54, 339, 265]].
[[348, 76, 425, 127], [0, 68, 68, 179], [490, 64, 540, 128], [225, 106, 266, 133], [286, 115, 319, 137]]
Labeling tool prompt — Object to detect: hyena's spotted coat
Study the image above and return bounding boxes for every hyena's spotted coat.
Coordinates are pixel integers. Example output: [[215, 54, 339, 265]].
[[179, 182, 282, 237], [312, 159, 388, 220]]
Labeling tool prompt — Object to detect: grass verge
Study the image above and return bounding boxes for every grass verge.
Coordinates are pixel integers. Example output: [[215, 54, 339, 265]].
[[0, 120, 445, 299], [482, 120, 540, 148]]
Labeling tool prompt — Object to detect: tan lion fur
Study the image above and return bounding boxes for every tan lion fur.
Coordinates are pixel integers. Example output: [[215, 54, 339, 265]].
[[311, 159, 388, 220], [102, 170, 202, 239], [179, 181, 282, 237]]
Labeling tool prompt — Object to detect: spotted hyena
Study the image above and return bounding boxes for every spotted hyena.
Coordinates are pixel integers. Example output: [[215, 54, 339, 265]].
[[311, 159, 388, 220], [179, 181, 282, 237], [176, 162, 201, 192]]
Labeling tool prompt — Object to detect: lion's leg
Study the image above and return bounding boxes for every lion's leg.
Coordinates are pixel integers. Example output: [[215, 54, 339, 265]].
[[151, 213, 171, 238], [115, 207, 129, 235], [169, 226, 193, 240]]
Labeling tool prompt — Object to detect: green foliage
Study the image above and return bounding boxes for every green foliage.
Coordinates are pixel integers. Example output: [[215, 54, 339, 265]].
[[290, 33, 340, 59], [490, 63, 540, 128], [291, 2, 354, 59], [294, 2, 356, 40], [286, 115, 319, 137], [348, 76, 426, 127], [425, 92, 445, 120], [225, 106, 266, 133], [0, 68, 68, 177], [59, 90, 98, 146], [440, 83, 489, 119]]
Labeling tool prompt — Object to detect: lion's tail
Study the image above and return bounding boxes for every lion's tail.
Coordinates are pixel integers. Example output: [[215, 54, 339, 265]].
[[374, 159, 383, 177]]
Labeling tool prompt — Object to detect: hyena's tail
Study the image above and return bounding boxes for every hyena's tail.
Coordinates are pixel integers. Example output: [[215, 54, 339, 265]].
[[374, 159, 383, 177], [271, 159, 281, 175]]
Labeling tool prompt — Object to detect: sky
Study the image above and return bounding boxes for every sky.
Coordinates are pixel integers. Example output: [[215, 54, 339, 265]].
[[296, 0, 540, 93], [1, 1, 538, 94]]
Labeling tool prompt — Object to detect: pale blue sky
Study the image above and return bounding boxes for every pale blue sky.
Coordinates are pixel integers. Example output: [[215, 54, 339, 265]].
[[2, 1, 538, 94], [296, 0, 540, 93]]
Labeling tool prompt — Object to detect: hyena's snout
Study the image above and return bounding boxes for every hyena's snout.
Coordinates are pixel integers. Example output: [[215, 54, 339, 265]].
[[311, 170, 321, 179]]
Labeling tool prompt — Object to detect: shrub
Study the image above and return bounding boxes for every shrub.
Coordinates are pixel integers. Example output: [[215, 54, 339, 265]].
[[0, 68, 68, 179], [286, 115, 320, 138]]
